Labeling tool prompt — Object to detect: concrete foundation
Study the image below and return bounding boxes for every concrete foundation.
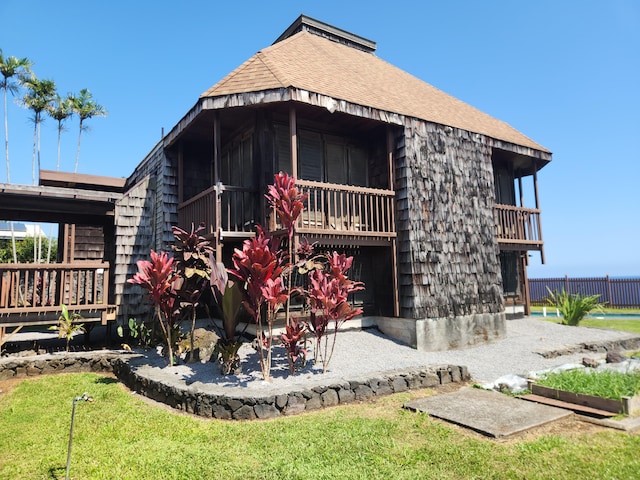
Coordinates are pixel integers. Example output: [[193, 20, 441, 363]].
[[377, 312, 506, 351]]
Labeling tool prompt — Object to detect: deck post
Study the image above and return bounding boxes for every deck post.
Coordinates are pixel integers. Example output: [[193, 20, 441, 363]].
[[213, 112, 222, 263], [532, 167, 545, 263], [289, 106, 298, 179]]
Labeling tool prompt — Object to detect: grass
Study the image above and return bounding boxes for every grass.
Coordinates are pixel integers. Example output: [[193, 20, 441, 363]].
[[540, 316, 640, 335], [531, 305, 640, 315], [536, 369, 640, 401], [1, 373, 640, 479]]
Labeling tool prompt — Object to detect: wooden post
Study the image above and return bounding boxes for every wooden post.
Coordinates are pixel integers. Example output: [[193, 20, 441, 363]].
[[289, 106, 298, 179], [213, 112, 222, 263], [386, 129, 399, 316], [532, 165, 545, 264], [522, 253, 531, 315], [518, 176, 524, 208], [178, 141, 184, 204]]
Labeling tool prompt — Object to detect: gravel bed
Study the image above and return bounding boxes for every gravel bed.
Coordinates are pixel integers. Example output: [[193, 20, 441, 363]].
[[128, 317, 640, 396]]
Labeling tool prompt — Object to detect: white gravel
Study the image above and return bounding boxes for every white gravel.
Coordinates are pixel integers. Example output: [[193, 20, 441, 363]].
[[128, 317, 640, 395]]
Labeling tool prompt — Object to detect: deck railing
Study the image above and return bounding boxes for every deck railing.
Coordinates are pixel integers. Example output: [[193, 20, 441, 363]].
[[179, 181, 397, 241], [178, 184, 256, 236], [295, 180, 396, 238], [0, 261, 111, 318], [494, 204, 543, 247]]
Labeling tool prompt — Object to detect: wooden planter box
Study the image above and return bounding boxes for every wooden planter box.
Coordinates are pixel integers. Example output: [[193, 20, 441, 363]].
[[527, 381, 640, 416]]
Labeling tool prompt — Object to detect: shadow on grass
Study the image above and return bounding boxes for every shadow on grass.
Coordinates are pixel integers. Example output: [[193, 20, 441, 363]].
[[48, 466, 65, 479], [95, 376, 119, 385]]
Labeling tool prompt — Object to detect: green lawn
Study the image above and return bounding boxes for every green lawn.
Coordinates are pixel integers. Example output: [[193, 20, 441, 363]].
[[539, 316, 640, 335], [1, 373, 639, 479]]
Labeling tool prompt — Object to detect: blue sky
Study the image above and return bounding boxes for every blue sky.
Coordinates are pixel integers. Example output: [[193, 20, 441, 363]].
[[1, 0, 638, 278]]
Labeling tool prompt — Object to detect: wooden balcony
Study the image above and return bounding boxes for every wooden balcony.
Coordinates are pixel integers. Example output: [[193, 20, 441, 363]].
[[0, 261, 115, 327], [178, 181, 397, 247], [494, 204, 543, 250]]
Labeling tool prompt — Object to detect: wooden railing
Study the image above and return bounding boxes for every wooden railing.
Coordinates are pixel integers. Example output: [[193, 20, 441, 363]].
[[494, 204, 543, 247], [178, 184, 256, 237], [0, 261, 112, 320], [179, 181, 397, 242], [295, 180, 396, 238]]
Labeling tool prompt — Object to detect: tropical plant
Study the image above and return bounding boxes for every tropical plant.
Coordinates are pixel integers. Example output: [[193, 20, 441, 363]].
[[21, 76, 56, 185], [228, 226, 285, 381], [128, 250, 180, 366], [0, 48, 32, 183], [171, 223, 214, 362], [117, 317, 152, 349], [280, 316, 307, 374], [265, 171, 308, 328], [307, 252, 364, 372], [546, 287, 606, 326], [209, 260, 245, 374], [47, 93, 74, 170], [71, 88, 107, 173], [1, 50, 33, 264], [49, 304, 85, 352]]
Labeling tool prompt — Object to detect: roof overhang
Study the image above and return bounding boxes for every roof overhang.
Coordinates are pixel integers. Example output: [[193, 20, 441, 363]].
[[0, 183, 122, 225]]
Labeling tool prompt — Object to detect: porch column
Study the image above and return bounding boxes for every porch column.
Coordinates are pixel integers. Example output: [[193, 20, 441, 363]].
[[289, 106, 298, 179], [533, 166, 545, 264], [213, 111, 222, 263], [387, 128, 399, 317], [521, 253, 531, 315]]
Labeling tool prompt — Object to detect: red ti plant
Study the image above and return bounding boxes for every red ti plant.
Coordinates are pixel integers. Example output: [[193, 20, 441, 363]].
[[228, 226, 285, 381], [265, 172, 308, 328], [128, 250, 179, 366], [280, 316, 307, 374], [307, 252, 364, 373]]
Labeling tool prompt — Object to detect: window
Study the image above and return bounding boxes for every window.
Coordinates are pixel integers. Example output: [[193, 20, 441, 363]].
[[275, 124, 369, 186]]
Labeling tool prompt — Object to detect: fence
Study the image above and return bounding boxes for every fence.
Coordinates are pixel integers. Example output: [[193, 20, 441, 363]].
[[529, 276, 640, 309]]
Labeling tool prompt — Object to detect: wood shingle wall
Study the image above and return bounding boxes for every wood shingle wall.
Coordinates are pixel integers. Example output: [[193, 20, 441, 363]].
[[115, 141, 179, 322], [397, 119, 503, 320]]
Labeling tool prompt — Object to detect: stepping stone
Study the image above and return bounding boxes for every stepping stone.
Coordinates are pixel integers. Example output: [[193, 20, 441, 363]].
[[404, 387, 572, 438]]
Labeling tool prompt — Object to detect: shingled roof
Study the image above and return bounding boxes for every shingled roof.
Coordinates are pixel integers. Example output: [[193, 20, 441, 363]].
[[201, 26, 549, 153]]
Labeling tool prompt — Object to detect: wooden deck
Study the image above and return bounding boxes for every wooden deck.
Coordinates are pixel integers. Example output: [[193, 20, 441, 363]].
[[0, 261, 115, 327]]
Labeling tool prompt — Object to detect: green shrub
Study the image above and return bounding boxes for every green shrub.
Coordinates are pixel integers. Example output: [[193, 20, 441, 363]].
[[546, 287, 605, 326]]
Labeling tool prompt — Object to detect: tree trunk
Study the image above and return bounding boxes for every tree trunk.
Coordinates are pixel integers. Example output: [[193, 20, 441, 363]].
[[75, 118, 83, 173]]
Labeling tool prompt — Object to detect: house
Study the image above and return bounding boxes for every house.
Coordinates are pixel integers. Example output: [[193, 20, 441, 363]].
[[115, 15, 550, 351]]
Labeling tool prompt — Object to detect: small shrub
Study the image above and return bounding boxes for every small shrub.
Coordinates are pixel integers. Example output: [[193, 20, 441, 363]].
[[546, 287, 605, 326], [49, 304, 84, 352]]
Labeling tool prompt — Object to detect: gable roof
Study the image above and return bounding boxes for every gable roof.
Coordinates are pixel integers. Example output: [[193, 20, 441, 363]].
[[201, 30, 549, 153]]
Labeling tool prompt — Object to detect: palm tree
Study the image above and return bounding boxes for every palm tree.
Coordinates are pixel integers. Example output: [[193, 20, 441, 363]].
[[72, 88, 107, 173], [0, 49, 33, 183], [1, 50, 32, 264], [21, 76, 56, 185], [47, 93, 74, 170]]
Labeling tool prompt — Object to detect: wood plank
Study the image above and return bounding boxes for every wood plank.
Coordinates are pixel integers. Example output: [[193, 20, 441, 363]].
[[530, 383, 624, 414], [519, 394, 617, 417]]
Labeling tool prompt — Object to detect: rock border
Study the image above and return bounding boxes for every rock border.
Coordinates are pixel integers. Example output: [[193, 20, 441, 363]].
[[536, 337, 640, 359], [0, 351, 470, 420]]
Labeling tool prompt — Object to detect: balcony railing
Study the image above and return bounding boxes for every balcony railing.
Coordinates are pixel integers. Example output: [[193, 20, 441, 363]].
[[0, 261, 113, 324], [178, 184, 256, 238], [179, 181, 397, 244], [295, 180, 396, 239], [494, 204, 543, 248]]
